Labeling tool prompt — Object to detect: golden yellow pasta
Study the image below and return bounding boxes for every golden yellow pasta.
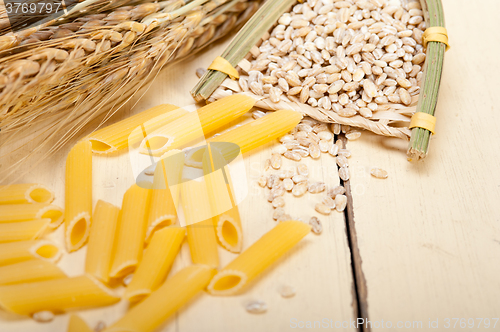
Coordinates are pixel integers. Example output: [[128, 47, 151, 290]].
[[105, 265, 216, 332], [186, 110, 303, 165], [139, 94, 255, 156], [145, 149, 185, 242], [0, 203, 63, 228], [109, 184, 151, 279], [180, 179, 219, 268], [0, 219, 51, 243], [87, 104, 186, 154], [85, 200, 120, 283], [0, 240, 62, 266], [201, 146, 243, 253], [65, 140, 92, 252], [186, 218, 219, 268], [0, 259, 67, 285], [124, 226, 185, 302], [67, 314, 93, 332], [0, 184, 54, 205], [0, 275, 119, 315], [207, 220, 311, 295], [180, 177, 213, 226], [213, 207, 243, 254]]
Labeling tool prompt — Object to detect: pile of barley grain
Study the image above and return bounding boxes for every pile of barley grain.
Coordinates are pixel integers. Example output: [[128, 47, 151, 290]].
[[240, 0, 425, 119]]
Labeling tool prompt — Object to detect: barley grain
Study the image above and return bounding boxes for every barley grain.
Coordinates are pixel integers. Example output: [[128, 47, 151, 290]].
[[335, 195, 348, 212], [32, 311, 54, 323], [292, 174, 308, 184], [323, 196, 336, 209], [297, 163, 309, 176], [283, 178, 294, 191], [292, 182, 308, 197], [308, 182, 326, 194], [370, 168, 389, 179], [339, 166, 350, 181], [278, 284, 296, 298], [272, 197, 285, 208], [271, 153, 282, 169], [246, 300, 267, 314]]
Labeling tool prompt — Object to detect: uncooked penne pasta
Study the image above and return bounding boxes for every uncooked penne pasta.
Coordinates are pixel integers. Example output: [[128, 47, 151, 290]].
[[106, 265, 216, 332], [0, 275, 119, 315], [145, 149, 185, 242], [214, 207, 243, 254], [67, 314, 93, 332], [0, 184, 54, 204], [86, 104, 186, 154], [186, 218, 219, 268], [85, 200, 120, 283], [124, 226, 185, 302], [0, 240, 62, 266], [110, 184, 151, 279], [185, 110, 303, 165], [0, 203, 63, 228], [139, 95, 255, 156], [201, 146, 243, 253], [181, 179, 219, 268], [65, 140, 92, 252], [207, 221, 311, 295], [0, 219, 51, 243], [0, 259, 67, 285]]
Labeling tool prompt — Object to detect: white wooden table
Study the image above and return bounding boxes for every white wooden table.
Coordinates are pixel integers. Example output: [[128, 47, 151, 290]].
[[1, 0, 500, 331]]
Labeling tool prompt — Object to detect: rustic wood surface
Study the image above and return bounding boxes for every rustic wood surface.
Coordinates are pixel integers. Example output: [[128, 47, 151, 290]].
[[344, 0, 500, 330], [2, 0, 500, 331]]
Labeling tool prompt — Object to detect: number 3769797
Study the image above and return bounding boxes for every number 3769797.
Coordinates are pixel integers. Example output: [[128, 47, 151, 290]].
[[5, 2, 63, 14]]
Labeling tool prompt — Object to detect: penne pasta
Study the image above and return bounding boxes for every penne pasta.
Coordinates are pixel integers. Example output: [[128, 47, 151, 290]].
[[0, 259, 67, 285], [202, 145, 243, 253], [145, 149, 185, 242], [185, 109, 303, 165], [0, 219, 51, 243], [65, 140, 93, 252], [85, 200, 120, 283], [181, 178, 219, 268], [106, 265, 216, 332], [213, 206, 243, 254], [0, 184, 54, 205], [207, 221, 311, 295], [139, 95, 255, 156], [124, 226, 185, 302], [0, 203, 63, 228], [67, 314, 93, 332], [0, 275, 120, 315], [109, 184, 151, 279], [0, 240, 62, 266], [186, 218, 219, 268], [86, 104, 186, 154]]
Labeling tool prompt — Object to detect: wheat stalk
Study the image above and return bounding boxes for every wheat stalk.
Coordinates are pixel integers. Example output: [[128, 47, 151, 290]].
[[0, 0, 260, 180]]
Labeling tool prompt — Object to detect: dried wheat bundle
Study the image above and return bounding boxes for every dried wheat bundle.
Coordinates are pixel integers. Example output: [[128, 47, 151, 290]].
[[195, 0, 446, 153], [0, 0, 261, 179], [0, 0, 160, 36]]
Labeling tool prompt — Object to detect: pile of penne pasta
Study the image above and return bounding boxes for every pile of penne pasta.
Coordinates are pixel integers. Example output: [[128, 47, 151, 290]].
[[0, 95, 313, 332]]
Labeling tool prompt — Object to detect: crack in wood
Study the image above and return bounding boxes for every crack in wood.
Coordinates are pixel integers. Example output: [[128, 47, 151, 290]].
[[339, 135, 371, 332]]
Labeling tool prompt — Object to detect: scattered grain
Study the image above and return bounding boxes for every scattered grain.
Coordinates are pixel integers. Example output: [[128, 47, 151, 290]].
[[335, 194, 348, 212], [278, 284, 296, 298], [32, 311, 54, 323], [370, 168, 389, 179], [246, 300, 267, 314], [309, 216, 323, 234]]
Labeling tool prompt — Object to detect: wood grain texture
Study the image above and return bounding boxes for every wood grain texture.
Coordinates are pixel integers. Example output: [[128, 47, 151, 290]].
[[345, 0, 500, 328]]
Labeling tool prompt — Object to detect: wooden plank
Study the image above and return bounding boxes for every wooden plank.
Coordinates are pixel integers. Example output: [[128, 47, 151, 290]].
[[0, 40, 356, 331], [345, 0, 500, 328]]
